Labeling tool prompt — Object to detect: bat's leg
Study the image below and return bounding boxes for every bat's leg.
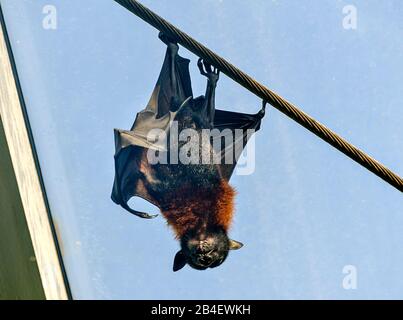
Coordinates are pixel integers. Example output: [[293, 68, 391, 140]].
[[259, 100, 268, 119], [198, 58, 220, 127], [159, 32, 181, 109]]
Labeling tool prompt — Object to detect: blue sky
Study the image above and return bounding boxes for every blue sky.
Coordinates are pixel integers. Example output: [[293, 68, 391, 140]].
[[2, 0, 402, 299]]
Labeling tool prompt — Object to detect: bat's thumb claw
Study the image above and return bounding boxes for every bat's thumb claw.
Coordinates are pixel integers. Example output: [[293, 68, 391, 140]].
[[144, 213, 159, 219], [121, 203, 158, 219], [136, 211, 158, 219]]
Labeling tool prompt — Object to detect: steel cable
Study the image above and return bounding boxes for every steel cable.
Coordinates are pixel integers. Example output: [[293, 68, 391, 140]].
[[114, 0, 403, 192]]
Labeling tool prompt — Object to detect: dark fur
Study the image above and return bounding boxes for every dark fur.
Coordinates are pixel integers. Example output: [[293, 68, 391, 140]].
[[131, 35, 244, 271], [138, 101, 237, 271]]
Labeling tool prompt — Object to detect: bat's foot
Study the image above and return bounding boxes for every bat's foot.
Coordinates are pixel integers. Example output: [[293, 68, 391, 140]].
[[197, 58, 220, 86], [158, 31, 178, 55], [258, 100, 268, 118]]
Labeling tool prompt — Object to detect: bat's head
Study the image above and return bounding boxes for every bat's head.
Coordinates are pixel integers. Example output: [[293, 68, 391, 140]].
[[173, 227, 243, 272]]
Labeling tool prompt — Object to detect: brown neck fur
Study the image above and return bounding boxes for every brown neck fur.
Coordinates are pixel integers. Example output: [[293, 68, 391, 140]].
[[161, 180, 236, 239]]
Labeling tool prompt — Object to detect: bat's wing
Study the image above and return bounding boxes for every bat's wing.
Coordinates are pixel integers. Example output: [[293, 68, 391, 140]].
[[213, 108, 265, 181], [111, 46, 193, 218], [111, 143, 158, 219]]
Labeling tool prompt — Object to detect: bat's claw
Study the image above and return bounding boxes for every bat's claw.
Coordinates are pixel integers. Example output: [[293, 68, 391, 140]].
[[258, 100, 268, 119], [158, 31, 178, 55], [197, 58, 207, 76], [121, 203, 158, 219], [198, 58, 220, 85], [137, 212, 159, 219]]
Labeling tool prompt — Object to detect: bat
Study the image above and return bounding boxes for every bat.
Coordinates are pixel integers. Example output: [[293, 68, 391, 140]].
[[111, 33, 266, 271]]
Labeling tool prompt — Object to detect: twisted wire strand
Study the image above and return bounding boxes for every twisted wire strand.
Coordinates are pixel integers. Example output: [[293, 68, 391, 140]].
[[114, 0, 403, 192]]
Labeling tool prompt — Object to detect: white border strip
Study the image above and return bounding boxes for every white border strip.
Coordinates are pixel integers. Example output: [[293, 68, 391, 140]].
[[0, 13, 69, 300]]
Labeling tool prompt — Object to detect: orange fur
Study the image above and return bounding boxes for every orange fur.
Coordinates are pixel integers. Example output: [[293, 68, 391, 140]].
[[161, 180, 236, 238]]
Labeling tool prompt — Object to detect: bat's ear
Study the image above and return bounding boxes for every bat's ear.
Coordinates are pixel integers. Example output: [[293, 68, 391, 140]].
[[229, 239, 244, 250], [173, 250, 187, 272]]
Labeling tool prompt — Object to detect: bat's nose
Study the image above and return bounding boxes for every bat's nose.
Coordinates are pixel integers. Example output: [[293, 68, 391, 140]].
[[196, 241, 211, 253]]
